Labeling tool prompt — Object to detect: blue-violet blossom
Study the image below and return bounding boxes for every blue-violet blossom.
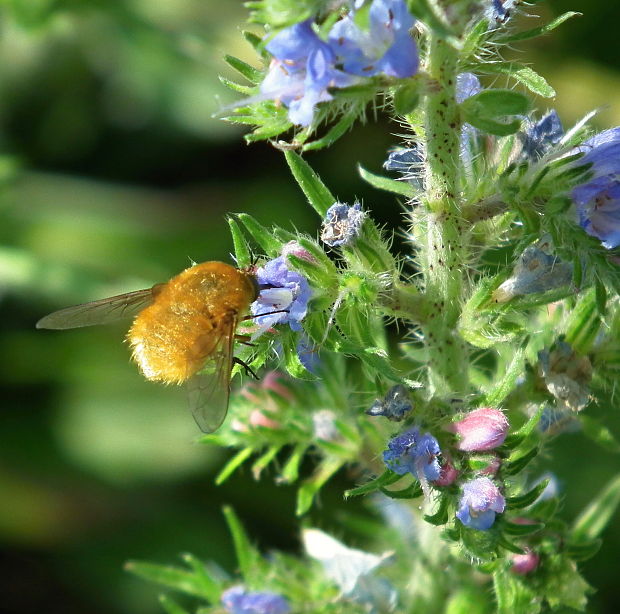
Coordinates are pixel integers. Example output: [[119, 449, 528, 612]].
[[321, 201, 366, 247], [367, 384, 412, 421], [456, 476, 505, 530], [261, 20, 357, 126], [519, 110, 564, 160], [328, 0, 418, 78], [382, 427, 441, 481], [221, 585, 290, 614], [251, 256, 311, 333], [260, 0, 418, 126], [572, 127, 620, 248]]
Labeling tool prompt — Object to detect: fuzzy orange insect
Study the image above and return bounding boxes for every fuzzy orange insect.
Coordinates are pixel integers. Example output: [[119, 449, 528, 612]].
[[36, 261, 258, 432]]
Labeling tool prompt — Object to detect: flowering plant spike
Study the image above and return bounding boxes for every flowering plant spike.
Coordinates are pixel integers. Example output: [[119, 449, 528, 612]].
[[130, 2, 620, 613]]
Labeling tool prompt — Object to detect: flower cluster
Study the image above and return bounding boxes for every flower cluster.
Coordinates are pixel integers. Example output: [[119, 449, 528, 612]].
[[260, 0, 418, 125]]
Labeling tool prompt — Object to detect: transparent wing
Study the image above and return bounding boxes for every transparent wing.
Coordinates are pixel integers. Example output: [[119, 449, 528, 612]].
[[36, 288, 156, 330], [186, 318, 236, 433]]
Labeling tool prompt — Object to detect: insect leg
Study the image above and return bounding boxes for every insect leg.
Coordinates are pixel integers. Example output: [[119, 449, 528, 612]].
[[233, 357, 259, 380]]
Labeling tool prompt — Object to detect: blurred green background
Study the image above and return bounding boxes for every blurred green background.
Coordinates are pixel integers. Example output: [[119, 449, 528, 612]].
[[1, 1, 619, 613]]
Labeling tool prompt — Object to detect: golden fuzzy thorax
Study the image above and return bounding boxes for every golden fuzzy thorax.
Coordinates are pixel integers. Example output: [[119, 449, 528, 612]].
[[127, 261, 256, 384]]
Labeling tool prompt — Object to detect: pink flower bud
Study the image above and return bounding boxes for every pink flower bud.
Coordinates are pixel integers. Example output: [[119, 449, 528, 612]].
[[281, 241, 317, 263], [249, 410, 280, 430], [261, 371, 294, 400], [450, 408, 509, 452], [434, 461, 459, 486], [510, 550, 540, 575]]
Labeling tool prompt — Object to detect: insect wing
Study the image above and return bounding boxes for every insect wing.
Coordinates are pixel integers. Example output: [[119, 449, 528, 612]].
[[186, 318, 236, 433], [36, 288, 156, 330]]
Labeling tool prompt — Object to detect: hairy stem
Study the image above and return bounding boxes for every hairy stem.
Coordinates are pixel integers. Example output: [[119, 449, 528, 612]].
[[413, 34, 470, 395]]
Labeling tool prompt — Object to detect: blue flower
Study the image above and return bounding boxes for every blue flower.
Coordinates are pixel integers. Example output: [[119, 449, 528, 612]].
[[456, 477, 505, 530], [520, 110, 564, 160], [382, 427, 441, 481], [456, 72, 481, 104], [572, 127, 620, 248], [261, 20, 357, 126], [251, 256, 312, 333], [366, 384, 412, 421], [383, 146, 424, 189], [328, 0, 418, 79], [320, 201, 366, 247], [487, 0, 518, 23], [258, 1, 418, 126], [222, 586, 290, 614]]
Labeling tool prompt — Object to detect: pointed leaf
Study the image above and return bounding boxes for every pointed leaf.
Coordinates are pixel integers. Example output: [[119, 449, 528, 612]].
[[302, 113, 357, 151], [344, 469, 402, 498], [180, 553, 222, 604], [235, 213, 281, 256], [224, 55, 262, 83], [222, 506, 260, 578], [506, 479, 549, 510], [502, 521, 544, 536], [284, 151, 335, 216], [215, 447, 254, 485], [358, 165, 416, 197], [125, 561, 213, 600], [499, 12, 581, 43], [297, 459, 343, 515], [227, 217, 252, 268], [158, 595, 191, 614], [380, 481, 423, 499], [477, 63, 555, 98], [571, 474, 620, 541]]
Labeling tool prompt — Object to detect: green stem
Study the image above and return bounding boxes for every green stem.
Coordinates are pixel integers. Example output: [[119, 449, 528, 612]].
[[413, 33, 470, 395]]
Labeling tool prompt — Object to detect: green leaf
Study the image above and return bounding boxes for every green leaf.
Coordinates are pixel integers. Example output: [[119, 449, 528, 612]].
[[222, 506, 260, 578], [358, 165, 416, 197], [542, 557, 591, 610], [461, 18, 490, 61], [564, 288, 600, 353], [477, 62, 555, 98], [297, 459, 343, 515], [125, 561, 214, 600], [503, 446, 539, 476], [493, 570, 541, 614], [235, 213, 281, 256], [460, 89, 529, 136], [158, 595, 191, 614], [251, 445, 282, 479], [506, 479, 549, 510], [502, 521, 544, 536], [595, 276, 608, 314], [345, 469, 402, 498], [224, 55, 262, 84], [497, 534, 526, 555], [302, 113, 357, 151], [284, 151, 335, 216], [179, 553, 222, 604], [424, 495, 450, 525], [503, 405, 544, 448], [483, 348, 525, 406], [215, 447, 254, 485], [499, 11, 581, 43], [380, 481, 423, 499], [566, 538, 602, 562], [280, 443, 306, 483], [580, 416, 620, 453], [393, 81, 421, 115], [227, 217, 252, 268], [571, 474, 620, 541]]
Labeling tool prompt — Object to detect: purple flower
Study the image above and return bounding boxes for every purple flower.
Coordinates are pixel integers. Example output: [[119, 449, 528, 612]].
[[456, 477, 505, 530], [261, 20, 357, 126], [520, 110, 564, 160], [487, 0, 518, 23], [366, 384, 412, 421], [382, 427, 441, 481], [510, 550, 540, 575], [251, 256, 311, 333], [384, 146, 424, 189], [572, 127, 620, 248], [222, 586, 290, 614], [320, 201, 366, 247], [456, 72, 481, 104], [328, 0, 419, 79], [449, 408, 509, 452]]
